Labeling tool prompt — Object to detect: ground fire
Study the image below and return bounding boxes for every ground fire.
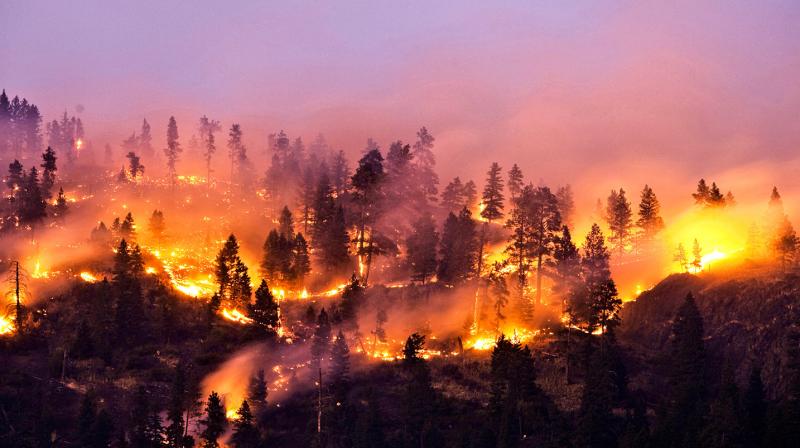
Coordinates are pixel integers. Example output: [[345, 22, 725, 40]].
[[3, 3, 800, 447]]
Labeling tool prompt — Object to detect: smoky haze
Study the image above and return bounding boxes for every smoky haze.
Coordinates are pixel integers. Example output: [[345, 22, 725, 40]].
[[2, 1, 799, 210]]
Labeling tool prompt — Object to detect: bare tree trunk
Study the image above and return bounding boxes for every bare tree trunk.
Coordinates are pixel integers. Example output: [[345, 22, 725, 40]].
[[317, 367, 323, 435]]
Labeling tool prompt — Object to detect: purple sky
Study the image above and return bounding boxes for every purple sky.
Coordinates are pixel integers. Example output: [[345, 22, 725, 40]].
[[2, 0, 800, 209]]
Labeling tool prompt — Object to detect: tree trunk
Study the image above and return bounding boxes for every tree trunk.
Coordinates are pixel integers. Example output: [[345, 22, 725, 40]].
[[536, 253, 543, 305]]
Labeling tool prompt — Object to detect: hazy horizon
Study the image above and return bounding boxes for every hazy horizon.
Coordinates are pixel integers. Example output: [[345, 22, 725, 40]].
[[3, 0, 800, 213]]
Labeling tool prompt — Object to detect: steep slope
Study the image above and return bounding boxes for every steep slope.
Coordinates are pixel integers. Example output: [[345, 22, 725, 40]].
[[619, 270, 800, 397]]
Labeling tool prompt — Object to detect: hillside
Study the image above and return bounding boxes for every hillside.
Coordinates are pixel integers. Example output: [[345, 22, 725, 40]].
[[619, 268, 800, 398]]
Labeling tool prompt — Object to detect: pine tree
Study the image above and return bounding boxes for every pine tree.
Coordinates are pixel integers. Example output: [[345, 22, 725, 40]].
[[406, 213, 439, 284], [311, 308, 332, 371], [505, 185, 562, 306], [127, 151, 144, 179], [674, 243, 689, 272], [140, 118, 153, 159], [743, 368, 766, 446], [481, 163, 505, 223], [311, 173, 351, 274], [637, 184, 664, 242], [412, 126, 438, 204], [199, 391, 227, 448], [556, 184, 575, 229], [775, 219, 798, 272], [40, 146, 57, 200], [692, 238, 703, 272], [164, 116, 181, 188], [214, 235, 252, 308], [489, 335, 540, 447], [693, 179, 711, 206], [351, 148, 385, 283], [292, 233, 311, 286], [401, 333, 435, 447], [576, 348, 617, 448], [227, 123, 245, 184], [553, 225, 581, 312], [19, 167, 47, 228], [478, 163, 505, 278], [249, 280, 279, 334], [655, 293, 706, 447], [438, 208, 478, 285], [247, 370, 268, 415], [53, 187, 69, 219], [148, 210, 165, 246], [700, 367, 745, 447], [330, 330, 351, 404], [441, 176, 466, 212], [507, 164, 524, 202], [606, 188, 633, 259], [230, 400, 259, 448], [165, 364, 189, 448], [130, 386, 164, 448]]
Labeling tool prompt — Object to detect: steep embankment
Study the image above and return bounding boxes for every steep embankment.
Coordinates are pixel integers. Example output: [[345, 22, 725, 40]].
[[619, 270, 800, 397]]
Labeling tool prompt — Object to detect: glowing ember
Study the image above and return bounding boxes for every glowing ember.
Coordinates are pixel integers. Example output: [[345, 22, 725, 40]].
[[79, 272, 99, 283], [468, 337, 497, 351], [222, 308, 253, 324], [0, 316, 15, 336], [31, 260, 49, 279], [145, 266, 157, 274]]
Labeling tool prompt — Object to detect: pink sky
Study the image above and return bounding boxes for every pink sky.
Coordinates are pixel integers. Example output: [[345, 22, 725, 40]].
[[2, 0, 799, 210]]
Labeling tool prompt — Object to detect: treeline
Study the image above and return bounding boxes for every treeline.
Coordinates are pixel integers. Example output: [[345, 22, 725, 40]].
[[1, 147, 68, 234]]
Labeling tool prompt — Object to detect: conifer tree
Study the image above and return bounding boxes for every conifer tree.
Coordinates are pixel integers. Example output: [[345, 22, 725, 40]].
[[553, 226, 581, 311], [199, 391, 227, 448], [606, 188, 633, 259], [148, 210, 165, 246], [406, 213, 439, 284], [164, 116, 181, 189], [692, 238, 703, 272], [214, 234, 252, 308], [743, 367, 766, 447], [674, 243, 689, 272], [330, 330, 351, 405], [412, 126, 438, 204], [292, 233, 311, 286], [655, 293, 706, 447], [249, 280, 279, 334], [637, 184, 664, 242], [247, 370, 268, 415], [40, 146, 57, 200], [441, 176, 466, 212], [140, 118, 154, 159], [230, 401, 260, 448], [478, 162, 505, 277], [438, 208, 478, 285], [556, 184, 575, 229], [701, 367, 746, 447], [53, 187, 69, 220], [507, 163, 524, 202], [351, 148, 385, 282]]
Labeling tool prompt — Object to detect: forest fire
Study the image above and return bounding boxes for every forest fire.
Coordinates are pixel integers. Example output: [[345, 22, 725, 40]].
[[221, 308, 253, 324], [0, 316, 14, 336], [3, 4, 800, 446], [79, 271, 99, 283]]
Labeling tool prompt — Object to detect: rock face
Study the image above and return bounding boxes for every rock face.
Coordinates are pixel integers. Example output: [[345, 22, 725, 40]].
[[619, 271, 800, 398]]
